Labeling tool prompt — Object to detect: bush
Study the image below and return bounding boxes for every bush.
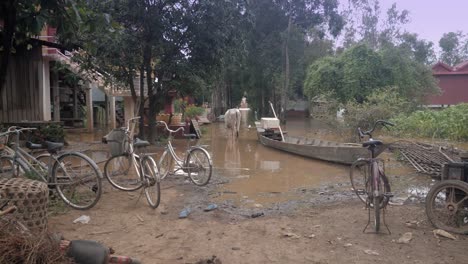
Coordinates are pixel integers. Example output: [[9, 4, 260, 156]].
[[390, 103, 468, 141], [184, 105, 204, 119], [343, 88, 411, 133], [28, 125, 66, 143]]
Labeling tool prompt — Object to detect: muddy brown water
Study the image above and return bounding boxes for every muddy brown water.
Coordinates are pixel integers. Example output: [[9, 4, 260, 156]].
[[65, 119, 466, 210], [194, 118, 438, 209]]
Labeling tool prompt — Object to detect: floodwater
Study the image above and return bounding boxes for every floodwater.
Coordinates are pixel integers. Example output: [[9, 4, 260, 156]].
[[204, 120, 348, 206], [66, 119, 467, 208], [195, 118, 419, 207]]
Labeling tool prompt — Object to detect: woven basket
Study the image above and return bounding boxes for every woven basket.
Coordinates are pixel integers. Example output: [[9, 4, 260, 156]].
[[105, 128, 129, 157], [0, 178, 49, 233]]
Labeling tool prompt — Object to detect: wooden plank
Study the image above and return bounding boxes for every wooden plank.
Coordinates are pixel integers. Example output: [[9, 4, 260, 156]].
[[191, 119, 202, 139]]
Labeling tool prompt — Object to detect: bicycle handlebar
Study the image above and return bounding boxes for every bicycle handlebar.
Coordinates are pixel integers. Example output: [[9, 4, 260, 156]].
[[0, 127, 37, 138], [7, 126, 37, 133], [357, 120, 394, 139], [127, 117, 141, 130], [156, 120, 185, 134]]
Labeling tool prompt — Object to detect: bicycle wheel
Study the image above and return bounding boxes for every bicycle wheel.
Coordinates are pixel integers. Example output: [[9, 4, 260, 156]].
[[141, 156, 161, 209], [350, 159, 390, 208], [426, 180, 468, 234], [158, 149, 173, 180], [350, 159, 370, 204], [185, 148, 212, 186], [104, 154, 143, 191], [52, 152, 102, 210], [0, 156, 27, 178]]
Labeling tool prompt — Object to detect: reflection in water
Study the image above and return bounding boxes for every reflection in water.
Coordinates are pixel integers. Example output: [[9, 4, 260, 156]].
[[199, 120, 349, 205], [224, 136, 241, 176], [65, 119, 442, 207]]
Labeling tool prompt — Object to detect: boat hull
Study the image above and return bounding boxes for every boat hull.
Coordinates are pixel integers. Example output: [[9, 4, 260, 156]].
[[255, 124, 385, 165]]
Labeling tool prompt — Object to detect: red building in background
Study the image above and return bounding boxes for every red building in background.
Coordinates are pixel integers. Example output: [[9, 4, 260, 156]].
[[429, 61, 468, 107]]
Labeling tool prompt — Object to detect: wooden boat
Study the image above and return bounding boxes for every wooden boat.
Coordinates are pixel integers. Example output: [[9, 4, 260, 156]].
[[255, 121, 386, 165]]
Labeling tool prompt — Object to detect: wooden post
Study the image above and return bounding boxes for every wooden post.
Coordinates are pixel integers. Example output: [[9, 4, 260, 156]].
[[85, 85, 94, 132], [52, 65, 60, 122], [73, 88, 78, 120], [38, 59, 51, 121], [109, 94, 116, 129]]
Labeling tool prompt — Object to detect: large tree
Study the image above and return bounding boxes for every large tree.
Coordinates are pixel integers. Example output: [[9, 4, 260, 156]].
[[304, 44, 439, 105], [439, 31, 468, 66]]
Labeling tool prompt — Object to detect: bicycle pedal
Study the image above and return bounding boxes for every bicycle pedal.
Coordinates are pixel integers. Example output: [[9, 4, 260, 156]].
[[384, 192, 394, 198], [356, 189, 366, 195]]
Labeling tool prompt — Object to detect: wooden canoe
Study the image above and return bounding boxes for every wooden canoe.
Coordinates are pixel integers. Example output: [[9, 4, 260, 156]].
[[255, 122, 386, 165]]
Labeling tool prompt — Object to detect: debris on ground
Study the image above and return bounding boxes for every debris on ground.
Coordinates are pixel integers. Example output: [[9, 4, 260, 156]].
[[283, 232, 301, 239], [195, 255, 222, 264], [0, 229, 72, 264], [204, 204, 218, 212], [397, 232, 413, 244], [73, 215, 90, 224], [364, 249, 380, 256], [251, 212, 264, 218], [405, 221, 419, 228], [388, 141, 461, 177], [433, 229, 457, 240], [179, 208, 191, 219]]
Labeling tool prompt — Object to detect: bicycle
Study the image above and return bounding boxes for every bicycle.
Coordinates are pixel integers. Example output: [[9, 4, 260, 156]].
[[103, 117, 161, 209], [157, 120, 212, 186], [349, 120, 394, 233], [0, 127, 102, 210]]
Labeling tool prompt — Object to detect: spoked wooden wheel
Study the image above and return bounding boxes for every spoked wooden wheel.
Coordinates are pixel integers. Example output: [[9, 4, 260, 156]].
[[426, 180, 468, 234]]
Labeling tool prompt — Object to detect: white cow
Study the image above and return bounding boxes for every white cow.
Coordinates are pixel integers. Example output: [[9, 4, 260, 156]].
[[224, 108, 241, 138]]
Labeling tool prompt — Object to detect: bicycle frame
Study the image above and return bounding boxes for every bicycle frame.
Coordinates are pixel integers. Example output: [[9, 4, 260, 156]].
[[2, 130, 84, 186], [2, 130, 54, 183], [164, 136, 189, 171], [125, 117, 143, 180]]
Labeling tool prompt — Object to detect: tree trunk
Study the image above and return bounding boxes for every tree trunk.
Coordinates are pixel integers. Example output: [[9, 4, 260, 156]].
[[138, 65, 145, 138], [280, 15, 292, 124], [145, 47, 156, 144]]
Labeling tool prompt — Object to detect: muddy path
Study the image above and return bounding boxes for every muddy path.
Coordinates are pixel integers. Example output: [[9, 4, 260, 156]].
[[49, 177, 468, 264], [48, 120, 468, 263]]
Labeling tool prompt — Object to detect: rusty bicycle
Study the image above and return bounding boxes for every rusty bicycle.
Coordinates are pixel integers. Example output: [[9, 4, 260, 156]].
[[350, 120, 394, 233]]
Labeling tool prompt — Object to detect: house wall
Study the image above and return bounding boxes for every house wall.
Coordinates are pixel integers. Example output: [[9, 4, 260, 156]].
[[0, 47, 45, 123], [429, 74, 468, 105]]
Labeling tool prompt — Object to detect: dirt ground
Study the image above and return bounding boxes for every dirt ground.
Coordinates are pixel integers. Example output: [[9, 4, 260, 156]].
[[49, 175, 468, 264]]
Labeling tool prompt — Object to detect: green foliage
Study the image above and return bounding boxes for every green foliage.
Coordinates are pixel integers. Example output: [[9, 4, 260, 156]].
[[37, 125, 66, 143], [343, 88, 411, 133], [184, 105, 204, 119], [390, 104, 468, 141], [172, 99, 186, 114], [304, 44, 439, 104]]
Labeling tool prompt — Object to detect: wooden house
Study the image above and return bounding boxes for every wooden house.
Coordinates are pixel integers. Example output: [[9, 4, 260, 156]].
[[429, 61, 468, 107]]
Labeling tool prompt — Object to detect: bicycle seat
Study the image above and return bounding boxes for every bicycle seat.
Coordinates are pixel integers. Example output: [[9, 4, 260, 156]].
[[44, 141, 64, 153], [362, 140, 383, 147], [134, 138, 150, 148], [26, 141, 44, 150], [66, 240, 109, 264]]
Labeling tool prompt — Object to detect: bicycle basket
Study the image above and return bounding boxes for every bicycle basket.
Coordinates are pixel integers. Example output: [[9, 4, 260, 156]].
[[104, 128, 129, 157]]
